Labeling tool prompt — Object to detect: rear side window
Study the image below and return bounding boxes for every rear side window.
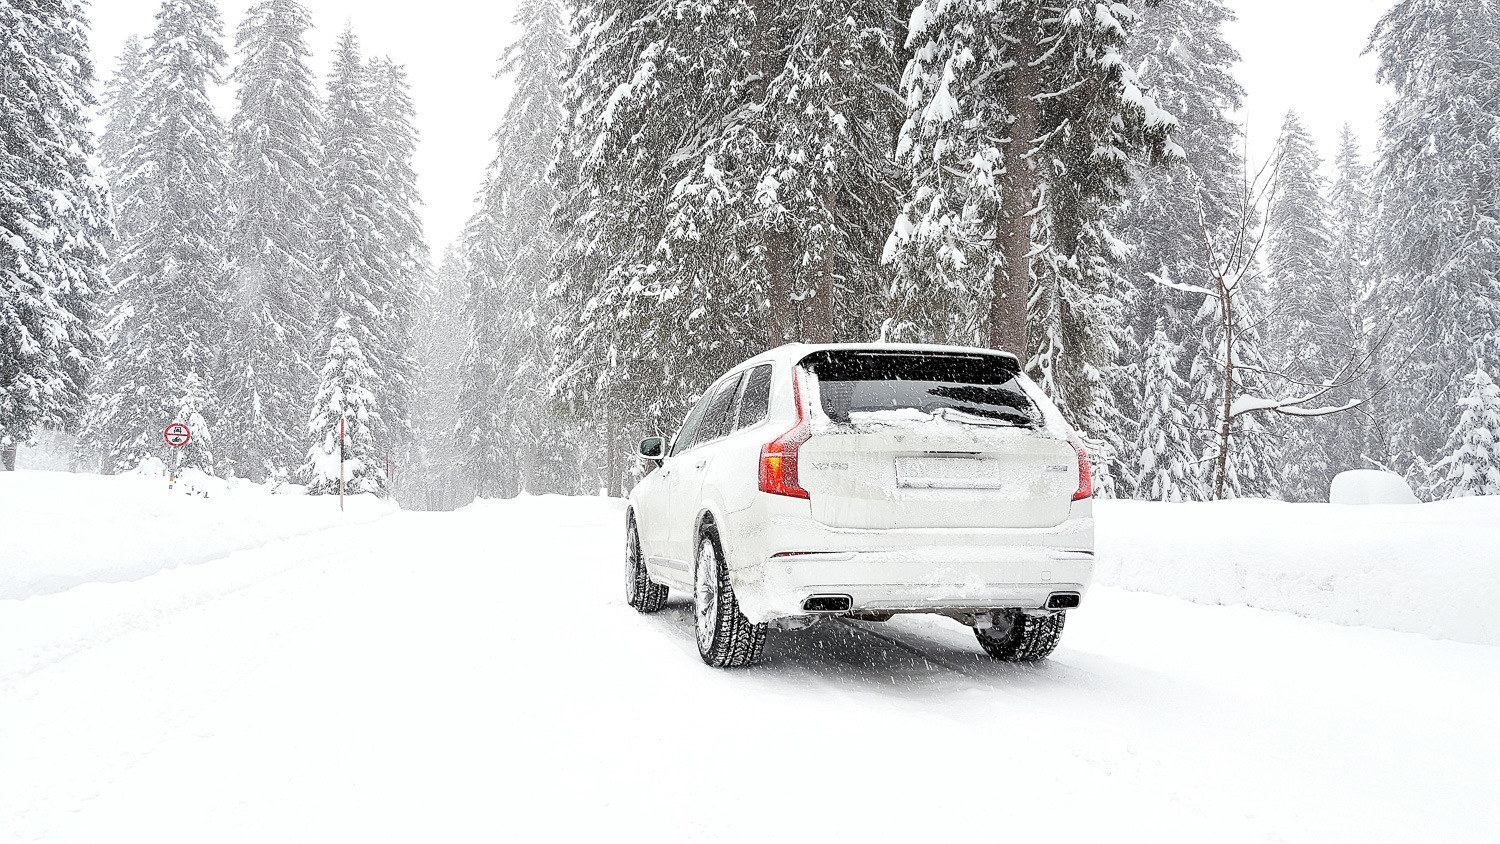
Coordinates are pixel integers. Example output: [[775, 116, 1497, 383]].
[[735, 365, 773, 430], [699, 373, 744, 444], [799, 350, 1038, 427]]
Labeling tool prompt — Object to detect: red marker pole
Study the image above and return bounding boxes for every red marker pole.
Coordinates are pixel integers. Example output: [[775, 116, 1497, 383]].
[[339, 417, 346, 513]]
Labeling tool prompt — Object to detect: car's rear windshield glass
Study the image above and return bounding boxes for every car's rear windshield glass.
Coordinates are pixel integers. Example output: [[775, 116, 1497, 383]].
[[799, 350, 1039, 427]]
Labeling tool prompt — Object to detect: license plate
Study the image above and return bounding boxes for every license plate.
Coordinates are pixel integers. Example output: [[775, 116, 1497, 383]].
[[895, 457, 1003, 489]]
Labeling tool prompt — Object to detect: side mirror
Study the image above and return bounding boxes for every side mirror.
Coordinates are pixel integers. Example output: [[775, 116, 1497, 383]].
[[638, 437, 665, 460]]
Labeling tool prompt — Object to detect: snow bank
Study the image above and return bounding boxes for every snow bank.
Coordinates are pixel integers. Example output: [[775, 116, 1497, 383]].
[[1330, 469, 1420, 505], [1095, 497, 1500, 646], [0, 468, 395, 601]]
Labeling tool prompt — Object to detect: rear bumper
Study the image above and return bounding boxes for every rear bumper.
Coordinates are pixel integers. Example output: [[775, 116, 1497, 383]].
[[723, 498, 1095, 623]]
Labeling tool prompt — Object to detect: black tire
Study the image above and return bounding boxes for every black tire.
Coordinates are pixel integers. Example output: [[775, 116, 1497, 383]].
[[692, 525, 767, 668], [625, 515, 667, 613], [974, 610, 1065, 662]]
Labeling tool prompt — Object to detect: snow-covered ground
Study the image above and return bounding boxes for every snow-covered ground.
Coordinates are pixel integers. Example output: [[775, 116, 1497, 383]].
[[0, 467, 394, 601], [1095, 497, 1500, 646], [2, 488, 1497, 841]]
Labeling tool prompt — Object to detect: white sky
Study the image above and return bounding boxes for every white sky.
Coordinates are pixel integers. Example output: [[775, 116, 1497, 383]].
[[1226, 0, 1390, 172], [85, 0, 1392, 259]]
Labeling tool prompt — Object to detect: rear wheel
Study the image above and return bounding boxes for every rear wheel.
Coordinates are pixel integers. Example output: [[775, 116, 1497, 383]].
[[974, 610, 1065, 662], [693, 527, 767, 668], [625, 516, 667, 613]]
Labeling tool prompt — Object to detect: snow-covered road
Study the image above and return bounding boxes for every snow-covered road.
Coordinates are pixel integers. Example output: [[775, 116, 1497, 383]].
[[4, 496, 1498, 842]]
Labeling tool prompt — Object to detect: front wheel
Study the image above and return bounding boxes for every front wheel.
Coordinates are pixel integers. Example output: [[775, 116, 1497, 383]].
[[974, 610, 1065, 662], [693, 527, 766, 668], [625, 516, 667, 613]]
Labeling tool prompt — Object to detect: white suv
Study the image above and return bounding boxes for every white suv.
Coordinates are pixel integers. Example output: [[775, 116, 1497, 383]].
[[625, 343, 1095, 667]]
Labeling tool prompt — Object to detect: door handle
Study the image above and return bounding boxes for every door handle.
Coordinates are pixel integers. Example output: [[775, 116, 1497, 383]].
[[694, 460, 706, 470]]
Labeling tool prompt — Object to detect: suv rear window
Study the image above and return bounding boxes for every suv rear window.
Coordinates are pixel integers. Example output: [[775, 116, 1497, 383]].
[[799, 350, 1038, 427]]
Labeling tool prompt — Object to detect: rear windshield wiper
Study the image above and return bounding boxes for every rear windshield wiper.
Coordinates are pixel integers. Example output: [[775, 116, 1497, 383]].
[[931, 406, 1026, 427]]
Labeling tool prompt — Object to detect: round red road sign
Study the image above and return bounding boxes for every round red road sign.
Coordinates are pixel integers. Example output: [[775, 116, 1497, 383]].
[[164, 423, 192, 447]]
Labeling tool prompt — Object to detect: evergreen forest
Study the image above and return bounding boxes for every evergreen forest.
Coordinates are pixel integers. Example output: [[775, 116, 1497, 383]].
[[3, 0, 1499, 506]]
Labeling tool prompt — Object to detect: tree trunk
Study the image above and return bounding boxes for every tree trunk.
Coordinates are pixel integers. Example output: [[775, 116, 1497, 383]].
[[1216, 279, 1234, 500], [810, 247, 837, 343], [991, 17, 1042, 357], [605, 407, 621, 499], [745, 0, 801, 345], [766, 227, 798, 342], [2, 443, 16, 472]]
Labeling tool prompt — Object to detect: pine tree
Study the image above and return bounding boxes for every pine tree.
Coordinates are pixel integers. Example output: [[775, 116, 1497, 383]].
[[98, 36, 146, 193], [1368, 0, 1500, 470], [1266, 111, 1343, 500], [1137, 325, 1202, 501], [219, 0, 322, 481], [1268, 112, 1338, 370], [88, 0, 230, 474], [364, 55, 424, 472], [305, 317, 383, 494], [1434, 360, 1500, 498], [302, 27, 389, 494], [458, 0, 570, 499], [97, 36, 147, 320], [409, 247, 469, 509], [1328, 127, 1388, 471], [0, 0, 110, 470]]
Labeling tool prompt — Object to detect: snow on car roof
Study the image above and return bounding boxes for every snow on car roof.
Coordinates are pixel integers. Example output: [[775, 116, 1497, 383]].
[[738, 342, 1022, 371]]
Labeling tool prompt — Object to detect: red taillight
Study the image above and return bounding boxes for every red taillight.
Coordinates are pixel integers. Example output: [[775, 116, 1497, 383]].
[[1072, 440, 1093, 501], [759, 369, 812, 499]]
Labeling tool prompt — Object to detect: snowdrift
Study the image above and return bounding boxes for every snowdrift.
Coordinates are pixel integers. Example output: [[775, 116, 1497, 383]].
[[1095, 497, 1500, 646], [0, 468, 395, 601]]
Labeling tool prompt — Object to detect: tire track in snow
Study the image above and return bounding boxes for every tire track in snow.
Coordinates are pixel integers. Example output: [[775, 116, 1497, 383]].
[[0, 516, 394, 692]]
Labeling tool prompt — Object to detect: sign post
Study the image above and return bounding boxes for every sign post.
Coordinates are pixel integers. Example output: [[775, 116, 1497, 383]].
[[164, 424, 191, 488]]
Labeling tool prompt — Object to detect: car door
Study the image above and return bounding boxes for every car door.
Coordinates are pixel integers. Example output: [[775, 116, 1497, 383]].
[[642, 394, 711, 574], [664, 373, 744, 564], [706, 363, 774, 517]]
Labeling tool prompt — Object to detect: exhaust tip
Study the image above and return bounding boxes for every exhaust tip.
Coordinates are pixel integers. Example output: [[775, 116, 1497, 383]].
[[802, 594, 853, 613], [1045, 592, 1081, 610]]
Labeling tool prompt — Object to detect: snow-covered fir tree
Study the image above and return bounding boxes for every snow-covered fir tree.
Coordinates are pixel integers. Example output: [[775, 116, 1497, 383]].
[[1434, 360, 1500, 498], [1327, 126, 1388, 471], [408, 247, 469, 509], [882, 1, 1175, 496], [1266, 111, 1342, 500], [0, 0, 111, 471], [87, 0, 230, 474], [97, 36, 147, 317], [98, 36, 146, 194], [1112, 0, 1244, 499], [1368, 0, 1500, 473], [219, 0, 323, 481], [305, 317, 384, 495], [457, 0, 573, 499], [1136, 325, 1202, 501], [1268, 112, 1338, 374], [302, 27, 391, 494], [363, 54, 425, 474]]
